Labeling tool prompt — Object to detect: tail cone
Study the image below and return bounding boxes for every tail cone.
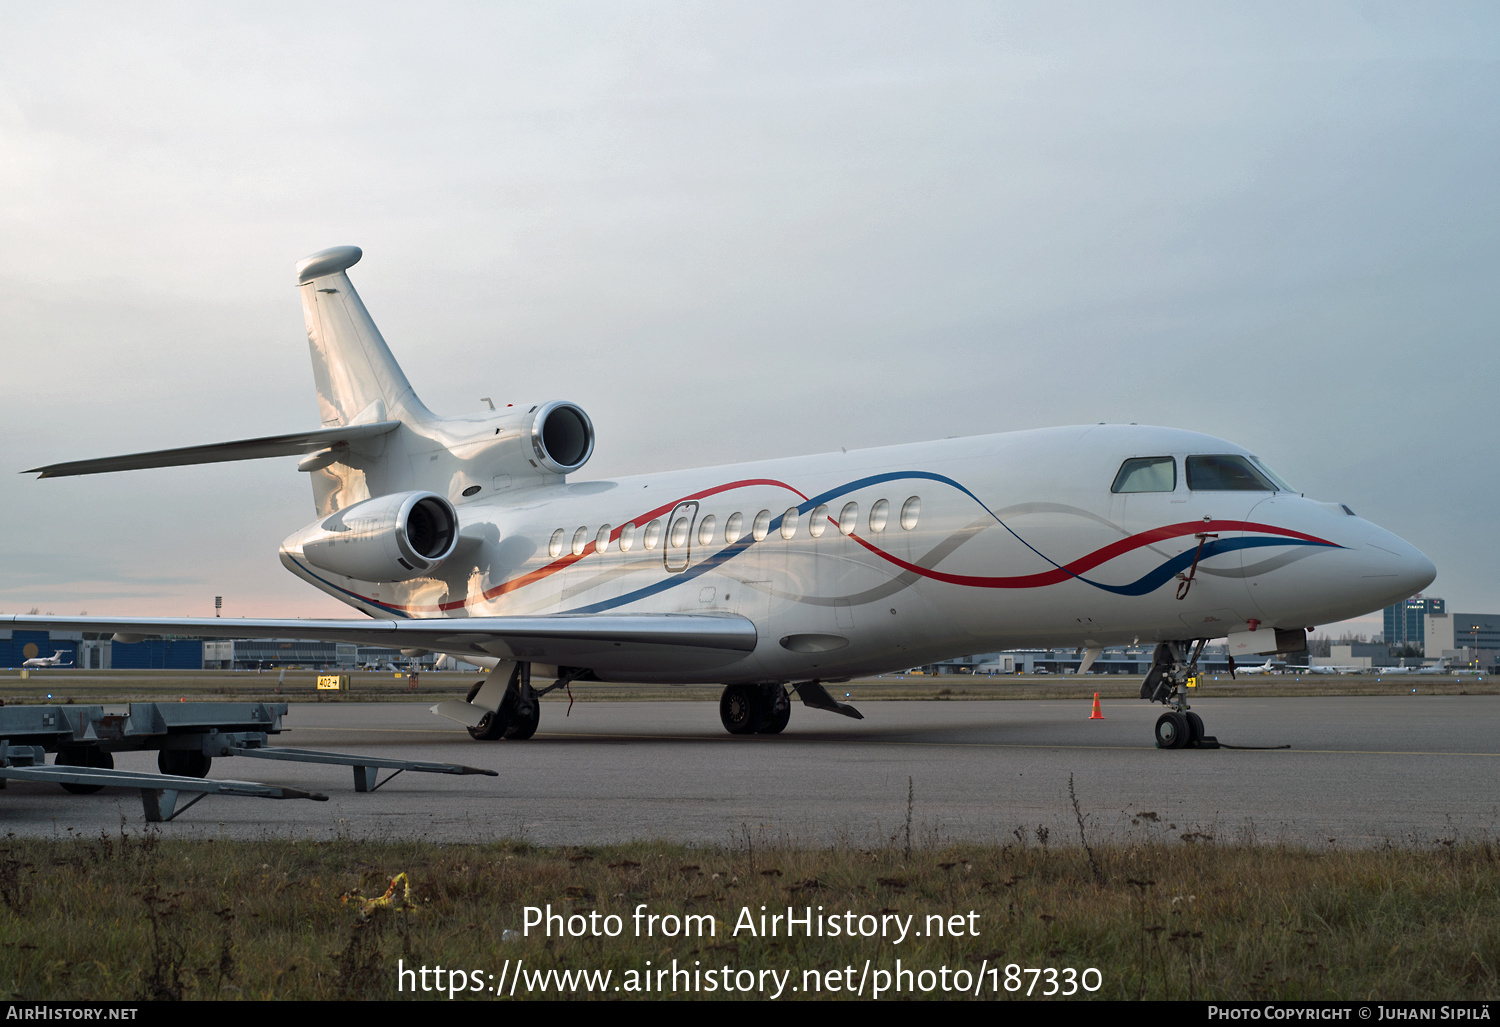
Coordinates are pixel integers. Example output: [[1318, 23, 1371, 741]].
[[1089, 692, 1105, 720]]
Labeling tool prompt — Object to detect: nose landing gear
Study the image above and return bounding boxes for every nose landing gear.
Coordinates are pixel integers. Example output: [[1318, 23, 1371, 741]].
[[1142, 642, 1219, 750]]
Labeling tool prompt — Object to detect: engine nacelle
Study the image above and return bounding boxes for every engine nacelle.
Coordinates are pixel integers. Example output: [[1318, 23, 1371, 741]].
[[525, 400, 595, 475], [288, 491, 458, 582]]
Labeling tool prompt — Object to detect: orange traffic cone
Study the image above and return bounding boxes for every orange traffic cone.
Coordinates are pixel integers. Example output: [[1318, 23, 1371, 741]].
[[1089, 692, 1104, 720]]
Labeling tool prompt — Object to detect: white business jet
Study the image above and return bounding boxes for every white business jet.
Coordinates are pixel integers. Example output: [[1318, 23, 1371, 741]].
[[1235, 659, 1282, 675], [20, 650, 73, 669], [10, 246, 1435, 749]]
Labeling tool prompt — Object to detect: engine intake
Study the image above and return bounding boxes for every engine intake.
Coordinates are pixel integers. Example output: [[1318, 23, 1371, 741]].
[[529, 401, 595, 475], [292, 491, 458, 582]]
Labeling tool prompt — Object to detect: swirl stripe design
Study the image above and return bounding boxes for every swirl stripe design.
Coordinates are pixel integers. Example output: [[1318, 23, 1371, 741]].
[[291, 471, 1339, 617]]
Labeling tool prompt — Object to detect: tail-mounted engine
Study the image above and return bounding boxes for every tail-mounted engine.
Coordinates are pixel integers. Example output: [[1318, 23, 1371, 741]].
[[526, 401, 594, 475], [285, 491, 458, 582]]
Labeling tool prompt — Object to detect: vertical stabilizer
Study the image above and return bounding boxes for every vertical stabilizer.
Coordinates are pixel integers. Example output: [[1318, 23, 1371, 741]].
[[296, 246, 432, 427]]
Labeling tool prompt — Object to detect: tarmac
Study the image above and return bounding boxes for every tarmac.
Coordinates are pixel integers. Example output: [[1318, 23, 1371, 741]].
[[2, 695, 1497, 848]]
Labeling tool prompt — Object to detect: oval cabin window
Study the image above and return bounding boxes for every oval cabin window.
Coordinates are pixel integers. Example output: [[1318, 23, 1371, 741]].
[[698, 515, 717, 547], [869, 499, 889, 533], [643, 519, 662, 550], [752, 510, 772, 542], [548, 529, 565, 558], [808, 504, 829, 538], [839, 502, 859, 536], [780, 507, 800, 540], [725, 512, 744, 542], [900, 496, 921, 530]]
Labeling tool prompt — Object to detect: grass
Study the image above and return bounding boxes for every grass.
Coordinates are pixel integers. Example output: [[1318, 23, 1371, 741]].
[[0, 826, 1496, 1000], [1, 669, 1494, 706]]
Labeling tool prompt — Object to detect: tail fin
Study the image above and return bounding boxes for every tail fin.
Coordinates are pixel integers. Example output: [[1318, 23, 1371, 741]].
[[296, 246, 432, 427]]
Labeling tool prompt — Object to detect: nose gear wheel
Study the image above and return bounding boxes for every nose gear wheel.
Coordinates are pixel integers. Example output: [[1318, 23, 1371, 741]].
[[1140, 640, 1219, 750]]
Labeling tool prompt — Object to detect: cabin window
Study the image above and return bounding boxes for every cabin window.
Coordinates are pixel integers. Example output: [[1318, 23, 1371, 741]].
[[1111, 457, 1176, 494], [548, 529, 565, 559], [644, 519, 663, 550], [839, 502, 859, 535], [725, 511, 744, 542], [669, 516, 691, 548], [752, 510, 771, 542], [596, 524, 612, 553], [571, 527, 589, 556], [1185, 454, 1276, 491], [869, 499, 890, 533], [618, 522, 635, 552], [808, 504, 829, 538], [780, 507, 800, 540], [900, 496, 921, 530], [698, 515, 717, 547]]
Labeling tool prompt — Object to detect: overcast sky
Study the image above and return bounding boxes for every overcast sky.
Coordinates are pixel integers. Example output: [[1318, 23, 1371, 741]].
[[2, 2, 1496, 637]]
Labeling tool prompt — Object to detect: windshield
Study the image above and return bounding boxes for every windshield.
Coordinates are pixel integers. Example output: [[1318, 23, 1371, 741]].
[[1185, 454, 1276, 491], [1248, 456, 1296, 493]]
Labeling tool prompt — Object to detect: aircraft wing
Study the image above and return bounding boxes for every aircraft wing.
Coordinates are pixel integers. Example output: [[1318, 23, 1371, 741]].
[[3, 613, 758, 676], [22, 421, 402, 478]]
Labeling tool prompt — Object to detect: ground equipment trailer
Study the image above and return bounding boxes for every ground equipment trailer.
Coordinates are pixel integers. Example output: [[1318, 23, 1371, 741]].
[[0, 701, 496, 821]]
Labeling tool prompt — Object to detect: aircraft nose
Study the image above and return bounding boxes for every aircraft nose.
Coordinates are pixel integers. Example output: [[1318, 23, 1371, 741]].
[[1364, 531, 1436, 599], [1396, 546, 1437, 597]]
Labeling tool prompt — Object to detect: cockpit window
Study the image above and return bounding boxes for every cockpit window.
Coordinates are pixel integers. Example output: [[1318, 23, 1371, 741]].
[[1249, 456, 1296, 493], [1111, 456, 1176, 493], [1186, 455, 1276, 491]]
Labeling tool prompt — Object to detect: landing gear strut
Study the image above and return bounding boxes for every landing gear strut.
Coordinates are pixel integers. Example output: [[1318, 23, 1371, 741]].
[[1140, 641, 1219, 749], [467, 663, 540, 741], [719, 684, 790, 735]]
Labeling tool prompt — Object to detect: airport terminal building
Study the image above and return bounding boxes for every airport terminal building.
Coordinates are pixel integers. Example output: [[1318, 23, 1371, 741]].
[[1, 631, 450, 671]]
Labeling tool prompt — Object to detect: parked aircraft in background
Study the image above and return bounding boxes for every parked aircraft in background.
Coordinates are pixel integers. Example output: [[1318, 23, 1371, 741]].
[[20, 650, 72, 669], [11, 246, 1436, 751], [1236, 659, 1282, 674]]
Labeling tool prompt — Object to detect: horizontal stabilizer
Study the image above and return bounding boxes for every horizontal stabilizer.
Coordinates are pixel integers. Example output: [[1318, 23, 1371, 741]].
[[23, 421, 400, 478]]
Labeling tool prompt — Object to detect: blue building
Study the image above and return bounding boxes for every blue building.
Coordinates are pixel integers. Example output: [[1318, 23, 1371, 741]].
[[1384, 596, 1443, 650]]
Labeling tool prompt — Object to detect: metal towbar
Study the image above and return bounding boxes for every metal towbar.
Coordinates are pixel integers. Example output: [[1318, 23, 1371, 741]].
[[231, 745, 497, 792], [0, 701, 497, 821], [0, 764, 327, 822]]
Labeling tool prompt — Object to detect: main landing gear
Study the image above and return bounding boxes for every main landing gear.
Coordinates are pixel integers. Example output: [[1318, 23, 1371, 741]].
[[466, 663, 541, 741], [1139, 641, 1219, 750], [716, 680, 864, 735], [719, 684, 791, 735], [460, 663, 593, 741]]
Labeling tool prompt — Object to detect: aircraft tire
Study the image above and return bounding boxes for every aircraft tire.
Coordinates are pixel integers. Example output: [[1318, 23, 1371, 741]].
[[55, 746, 113, 794], [504, 701, 540, 740], [158, 750, 212, 778], [1154, 712, 1189, 750], [719, 685, 766, 735], [757, 687, 791, 734], [1185, 712, 1205, 747], [468, 692, 513, 741]]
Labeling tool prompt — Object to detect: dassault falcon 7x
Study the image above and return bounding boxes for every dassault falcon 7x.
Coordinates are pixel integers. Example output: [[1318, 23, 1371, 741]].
[[13, 246, 1435, 750]]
